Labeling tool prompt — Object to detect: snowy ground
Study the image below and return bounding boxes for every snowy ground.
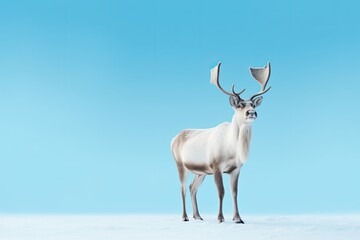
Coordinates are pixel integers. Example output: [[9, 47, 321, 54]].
[[1, 215, 360, 240]]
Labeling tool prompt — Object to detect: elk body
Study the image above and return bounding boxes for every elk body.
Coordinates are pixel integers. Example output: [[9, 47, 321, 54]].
[[171, 62, 271, 223]]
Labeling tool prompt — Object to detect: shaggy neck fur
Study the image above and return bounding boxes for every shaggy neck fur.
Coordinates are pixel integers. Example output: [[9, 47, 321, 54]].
[[230, 115, 252, 163]]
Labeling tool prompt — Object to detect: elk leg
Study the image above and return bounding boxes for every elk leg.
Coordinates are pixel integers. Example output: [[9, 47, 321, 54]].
[[229, 168, 244, 224], [214, 170, 225, 223], [189, 174, 206, 220], [177, 163, 189, 221]]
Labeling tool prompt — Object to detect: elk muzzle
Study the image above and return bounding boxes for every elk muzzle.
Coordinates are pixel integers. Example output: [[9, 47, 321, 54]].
[[246, 110, 257, 119]]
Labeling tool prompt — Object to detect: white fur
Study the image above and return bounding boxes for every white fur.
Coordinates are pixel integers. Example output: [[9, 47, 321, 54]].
[[171, 104, 255, 175]]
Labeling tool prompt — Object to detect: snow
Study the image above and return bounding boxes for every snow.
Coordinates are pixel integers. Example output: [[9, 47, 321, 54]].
[[1, 215, 360, 240]]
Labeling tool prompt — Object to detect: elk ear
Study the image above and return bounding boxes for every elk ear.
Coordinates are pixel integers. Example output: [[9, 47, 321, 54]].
[[229, 96, 240, 107], [252, 96, 263, 108]]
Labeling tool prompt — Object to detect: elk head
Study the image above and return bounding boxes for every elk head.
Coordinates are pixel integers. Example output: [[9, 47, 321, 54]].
[[210, 62, 271, 124]]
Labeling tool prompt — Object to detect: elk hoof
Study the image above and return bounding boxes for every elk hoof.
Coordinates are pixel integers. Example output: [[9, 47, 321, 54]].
[[233, 216, 244, 224], [193, 215, 203, 220], [234, 218, 245, 224], [217, 214, 225, 223], [182, 215, 189, 221]]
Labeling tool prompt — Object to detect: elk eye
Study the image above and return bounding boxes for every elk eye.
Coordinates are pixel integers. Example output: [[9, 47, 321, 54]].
[[238, 102, 246, 108]]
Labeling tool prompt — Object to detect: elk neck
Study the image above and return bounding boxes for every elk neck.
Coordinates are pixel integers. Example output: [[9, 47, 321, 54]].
[[229, 115, 252, 163]]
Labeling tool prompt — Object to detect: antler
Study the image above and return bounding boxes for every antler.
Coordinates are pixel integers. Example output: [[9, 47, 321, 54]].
[[210, 62, 245, 98], [249, 62, 272, 101]]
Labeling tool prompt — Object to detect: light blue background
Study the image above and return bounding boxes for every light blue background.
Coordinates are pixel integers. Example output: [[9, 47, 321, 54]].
[[0, 0, 359, 215]]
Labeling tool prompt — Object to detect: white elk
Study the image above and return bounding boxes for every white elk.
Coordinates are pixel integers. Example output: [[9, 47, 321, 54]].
[[171, 62, 271, 223]]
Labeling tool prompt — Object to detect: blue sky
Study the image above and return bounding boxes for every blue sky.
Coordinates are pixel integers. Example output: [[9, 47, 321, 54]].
[[0, 0, 359, 215]]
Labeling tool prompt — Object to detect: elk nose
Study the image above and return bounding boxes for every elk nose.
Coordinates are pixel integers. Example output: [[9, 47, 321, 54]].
[[246, 110, 257, 118]]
